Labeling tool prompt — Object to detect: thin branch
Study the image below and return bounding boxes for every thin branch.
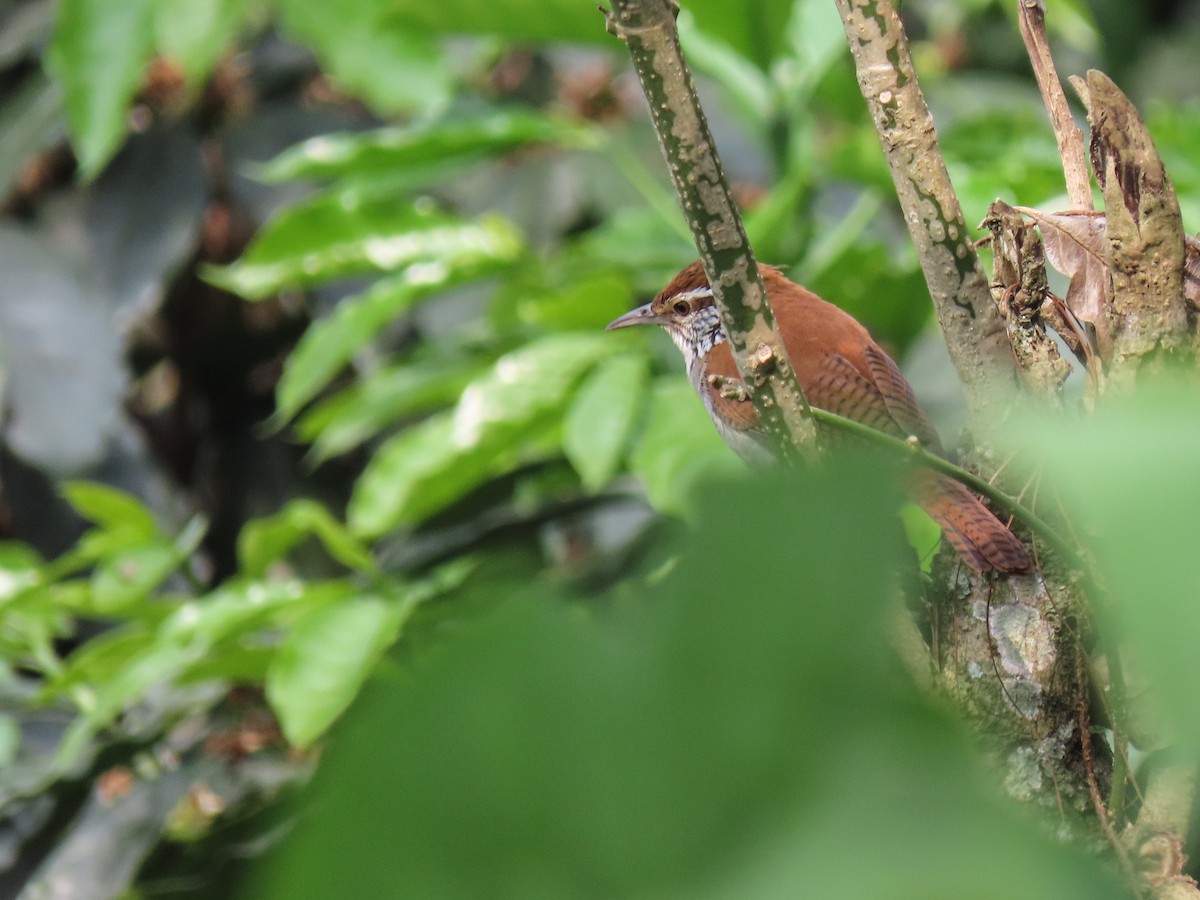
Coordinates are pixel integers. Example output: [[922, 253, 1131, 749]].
[[832, 0, 1020, 428], [603, 0, 815, 458], [805, 406, 1084, 572], [1017, 0, 1092, 210]]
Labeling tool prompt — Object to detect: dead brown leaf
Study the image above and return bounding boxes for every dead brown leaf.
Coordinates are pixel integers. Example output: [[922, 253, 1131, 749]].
[[1014, 207, 1111, 355]]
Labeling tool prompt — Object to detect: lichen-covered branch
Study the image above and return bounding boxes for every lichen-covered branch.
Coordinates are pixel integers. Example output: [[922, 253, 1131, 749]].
[[603, 0, 815, 457], [1080, 70, 1190, 385], [832, 0, 1020, 428]]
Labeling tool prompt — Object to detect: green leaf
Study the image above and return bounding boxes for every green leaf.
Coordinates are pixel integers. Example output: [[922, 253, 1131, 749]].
[[89, 541, 181, 614], [44, 623, 156, 698], [275, 266, 495, 423], [154, 0, 247, 88], [378, 0, 604, 45], [61, 482, 159, 539], [1023, 382, 1200, 756], [238, 500, 375, 579], [254, 466, 1124, 899], [489, 271, 634, 334], [46, 0, 157, 179], [262, 111, 596, 183], [52, 579, 357, 768], [205, 194, 523, 299], [266, 599, 406, 747], [628, 378, 740, 516], [349, 334, 613, 536], [276, 0, 451, 116], [563, 354, 648, 491], [685, 0, 797, 70], [296, 359, 481, 463]]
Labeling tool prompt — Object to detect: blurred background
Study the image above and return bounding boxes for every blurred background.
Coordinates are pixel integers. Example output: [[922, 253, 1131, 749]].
[[0, 0, 1197, 896]]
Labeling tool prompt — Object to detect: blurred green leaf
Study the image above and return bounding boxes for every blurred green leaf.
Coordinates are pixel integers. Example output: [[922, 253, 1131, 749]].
[[254, 464, 1125, 899], [90, 541, 180, 615], [262, 111, 597, 183], [378, 0, 604, 45], [348, 334, 613, 536], [61, 482, 159, 540], [266, 598, 405, 747], [807, 242, 931, 356], [0, 542, 44, 606], [685, 0, 796, 71], [44, 624, 156, 698], [238, 500, 375, 579], [277, 0, 451, 116], [154, 0, 246, 87], [275, 266, 498, 423], [628, 378, 740, 516], [678, 12, 772, 127], [46, 0, 157, 179], [489, 271, 634, 335], [563, 354, 648, 491], [1023, 382, 1200, 756], [205, 194, 523, 299], [296, 358, 482, 463], [54, 579, 356, 767]]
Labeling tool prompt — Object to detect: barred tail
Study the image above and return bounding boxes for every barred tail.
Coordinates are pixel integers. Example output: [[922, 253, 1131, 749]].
[[915, 472, 1031, 574]]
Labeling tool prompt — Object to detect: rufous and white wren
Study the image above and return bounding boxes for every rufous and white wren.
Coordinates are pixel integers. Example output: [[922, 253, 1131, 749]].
[[608, 261, 1030, 574]]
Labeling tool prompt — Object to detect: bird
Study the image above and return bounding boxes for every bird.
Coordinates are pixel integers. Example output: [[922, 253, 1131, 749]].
[[607, 260, 1031, 574]]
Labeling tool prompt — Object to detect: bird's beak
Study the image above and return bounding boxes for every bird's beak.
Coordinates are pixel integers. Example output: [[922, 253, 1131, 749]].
[[606, 303, 663, 331]]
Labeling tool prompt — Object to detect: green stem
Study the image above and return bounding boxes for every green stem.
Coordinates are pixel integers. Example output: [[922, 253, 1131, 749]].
[[605, 0, 816, 460], [806, 406, 1084, 571]]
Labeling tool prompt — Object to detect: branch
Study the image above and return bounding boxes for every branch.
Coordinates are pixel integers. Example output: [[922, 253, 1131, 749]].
[[832, 0, 1020, 427], [1017, 0, 1092, 211], [1078, 70, 1189, 385], [603, 0, 815, 458], [805, 406, 1083, 572]]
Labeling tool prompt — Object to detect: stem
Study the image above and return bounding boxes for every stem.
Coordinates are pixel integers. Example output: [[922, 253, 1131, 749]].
[[806, 406, 1083, 571], [832, 0, 1021, 428], [604, 0, 816, 459], [1017, 0, 1092, 211]]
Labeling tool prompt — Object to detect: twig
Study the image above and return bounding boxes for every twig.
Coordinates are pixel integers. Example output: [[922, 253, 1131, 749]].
[[1017, 0, 1092, 210], [603, 0, 816, 458], [804, 405, 1084, 572], [832, 0, 1020, 429]]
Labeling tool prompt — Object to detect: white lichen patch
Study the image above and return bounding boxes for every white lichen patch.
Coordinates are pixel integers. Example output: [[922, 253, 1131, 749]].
[[971, 600, 1056, 682], [1004, 746, 1044, 801]]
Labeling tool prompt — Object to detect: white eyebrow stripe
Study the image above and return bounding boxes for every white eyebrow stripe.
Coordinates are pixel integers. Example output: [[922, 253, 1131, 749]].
[[672, 287, 713, 301]]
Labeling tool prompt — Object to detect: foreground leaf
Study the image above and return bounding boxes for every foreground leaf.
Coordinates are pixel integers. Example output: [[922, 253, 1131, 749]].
[[254, 466, 1125, 899], [1023, 382, 1200, 757]]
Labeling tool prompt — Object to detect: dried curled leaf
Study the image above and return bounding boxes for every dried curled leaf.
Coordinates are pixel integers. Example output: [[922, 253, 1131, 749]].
[[1015, 207, 1110, 355]]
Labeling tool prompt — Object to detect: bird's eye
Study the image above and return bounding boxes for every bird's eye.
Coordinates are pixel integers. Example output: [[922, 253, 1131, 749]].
[[672, 300, 691, 316]]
